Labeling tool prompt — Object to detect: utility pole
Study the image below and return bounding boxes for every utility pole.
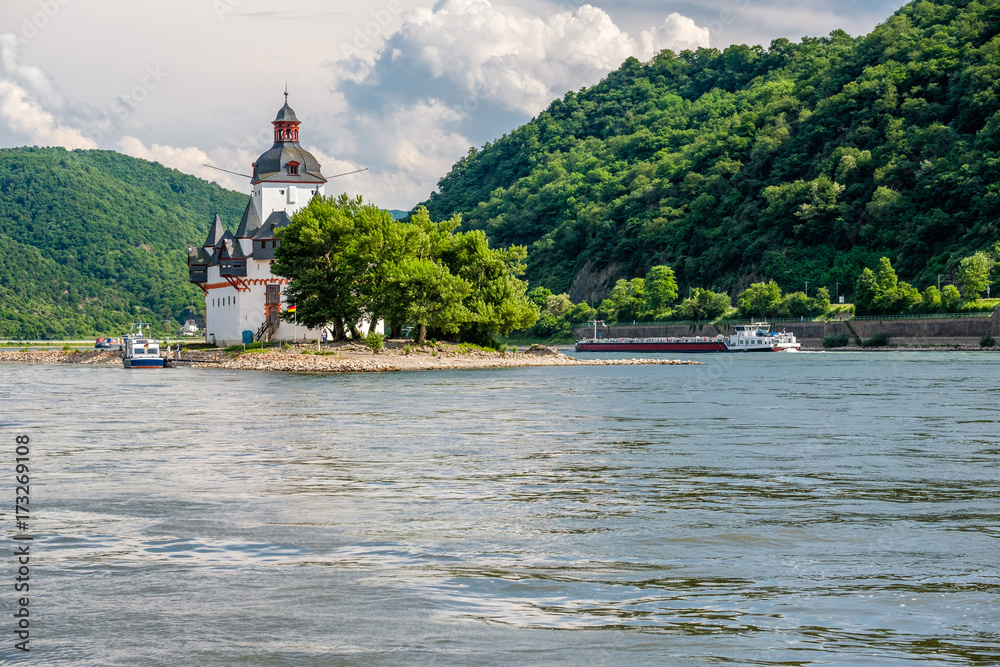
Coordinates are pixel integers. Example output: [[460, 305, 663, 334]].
[[804, 281, 809, 296], [938, 274, 943, 291]]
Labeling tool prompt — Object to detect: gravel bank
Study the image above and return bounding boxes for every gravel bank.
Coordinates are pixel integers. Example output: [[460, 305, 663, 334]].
[[1, 344, 702, 372]]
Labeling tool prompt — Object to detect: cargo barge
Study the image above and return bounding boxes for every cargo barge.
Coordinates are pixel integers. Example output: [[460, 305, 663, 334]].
[[575, 322, 800, 353]]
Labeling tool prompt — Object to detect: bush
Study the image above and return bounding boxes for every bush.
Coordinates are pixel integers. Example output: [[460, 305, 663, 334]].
[[364, 332, 385, 353], [823, 333, 850, 348], [981, 334, 996, 348], [862, 332, 890, 347]]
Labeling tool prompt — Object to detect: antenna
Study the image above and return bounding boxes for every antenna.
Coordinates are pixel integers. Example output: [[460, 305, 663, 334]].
[[204, 163, 253, 179], [328, 167, 369, 179]]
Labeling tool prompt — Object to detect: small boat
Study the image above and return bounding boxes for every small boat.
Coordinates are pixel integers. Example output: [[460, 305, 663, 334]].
[[576, 322, 800, 353], [121, 323, 165, 369], [94, 337, 122, 349]]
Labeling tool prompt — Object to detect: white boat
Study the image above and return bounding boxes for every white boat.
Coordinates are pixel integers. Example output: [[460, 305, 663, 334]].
[[121, 323, 165, 369], [726, 322, 801, 352]]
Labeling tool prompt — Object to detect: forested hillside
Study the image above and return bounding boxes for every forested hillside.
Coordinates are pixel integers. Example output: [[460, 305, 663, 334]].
[[421, 0, 1000, 301], [0, 147, 248, 338]]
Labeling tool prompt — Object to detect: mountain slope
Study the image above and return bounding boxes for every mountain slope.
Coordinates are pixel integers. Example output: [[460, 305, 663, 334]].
[[420, 0, 1000, 301], [0, 147, 248, 338]]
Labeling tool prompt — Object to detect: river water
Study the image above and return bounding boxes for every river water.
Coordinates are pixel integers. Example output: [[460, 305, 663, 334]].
[[1, 352, 998, 665]]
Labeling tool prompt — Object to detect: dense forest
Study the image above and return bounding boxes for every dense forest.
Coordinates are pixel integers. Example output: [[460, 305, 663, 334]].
[[420, 0, 1000, 303], [0, 147, 248, 338]]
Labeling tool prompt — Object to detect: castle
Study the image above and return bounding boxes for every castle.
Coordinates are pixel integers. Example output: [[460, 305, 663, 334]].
[[187, 95, 381, 346]]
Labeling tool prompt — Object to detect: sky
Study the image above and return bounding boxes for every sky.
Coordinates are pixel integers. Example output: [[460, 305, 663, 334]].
[[0, 0, 908, 211]]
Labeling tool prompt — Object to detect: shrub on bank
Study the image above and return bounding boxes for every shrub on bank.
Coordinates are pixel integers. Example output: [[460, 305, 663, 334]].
[[823, 333, 850, 348], [862, 332, 890, 347], [981, 334, 996, 348], [364, 332, 386, 353]]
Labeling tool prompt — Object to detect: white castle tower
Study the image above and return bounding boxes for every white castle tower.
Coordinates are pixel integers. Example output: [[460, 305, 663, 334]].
[[187, 94, 377, 346]]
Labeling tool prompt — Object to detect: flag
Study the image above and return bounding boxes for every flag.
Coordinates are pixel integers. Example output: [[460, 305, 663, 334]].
[[288, 305, 296, 313]]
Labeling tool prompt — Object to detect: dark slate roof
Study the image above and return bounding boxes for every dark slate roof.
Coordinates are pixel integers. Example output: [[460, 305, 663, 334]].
[[213, 229, 235, 249], [252, 143, 326, 184], [235, 200, 262, 238], [253, 211, 292, 240], [274, 101, 299, 123], [187, 246, 214, 266], [203, 213, 227, 247], [219, 239, 249, 260]]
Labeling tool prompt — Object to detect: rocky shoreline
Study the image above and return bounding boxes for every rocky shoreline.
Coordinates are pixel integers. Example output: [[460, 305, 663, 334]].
[[0, 343, 702, 373]]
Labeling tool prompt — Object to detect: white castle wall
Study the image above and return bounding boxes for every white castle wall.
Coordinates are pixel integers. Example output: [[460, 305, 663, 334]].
[[252, 182, 326, 223]]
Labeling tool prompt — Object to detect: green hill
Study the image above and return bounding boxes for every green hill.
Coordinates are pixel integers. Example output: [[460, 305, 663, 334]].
[[420, 0, 1000, 301], [0, 147, 248, 339]]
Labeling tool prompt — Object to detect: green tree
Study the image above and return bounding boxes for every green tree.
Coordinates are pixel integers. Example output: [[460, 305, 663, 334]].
[[273, 194, 377, 337], [814, 287, 831, 313], [644, 265, 679, 310], [941, 284, 962, 311], [675, 288, 731, 321], [528, 286, 553, 308], [608, 278, 646, 321], [546, 293, 573, 317], [737, 281, 783, 317], [855, 268, 879, 313], [957, 252, 994, 299], [387, 257, 470, 343], [920, 285, 942, 312]]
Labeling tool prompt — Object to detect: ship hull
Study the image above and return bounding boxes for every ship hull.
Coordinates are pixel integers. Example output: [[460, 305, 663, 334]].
[[575, 341, 728, 353], [123, 357, 165, 369]]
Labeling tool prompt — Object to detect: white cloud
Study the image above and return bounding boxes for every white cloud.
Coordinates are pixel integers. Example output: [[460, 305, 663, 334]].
[[0, 32, 95, 149], [329, 0, 709, 207], [0, 32, 65, 110], [0, 79, 95, 150], [362, 0, 710, 116], [118, 136, 249, 190]]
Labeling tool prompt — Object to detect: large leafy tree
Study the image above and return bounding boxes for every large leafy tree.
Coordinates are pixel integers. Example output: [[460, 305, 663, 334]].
[[274, 198, 537, 343], [737, 281, 783, 318], [644, 265, 679, 311], [957, 252, 994, 299], [273, 194, 378, 338]]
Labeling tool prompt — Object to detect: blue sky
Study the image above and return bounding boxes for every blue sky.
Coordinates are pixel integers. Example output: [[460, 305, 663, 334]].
[[0, 0, 908, 209]]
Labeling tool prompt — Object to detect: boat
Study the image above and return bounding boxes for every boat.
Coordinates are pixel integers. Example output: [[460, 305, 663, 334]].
[[575, 322, 801, 353], [121, 323, 165, 368], [94, 337, 122, 349]]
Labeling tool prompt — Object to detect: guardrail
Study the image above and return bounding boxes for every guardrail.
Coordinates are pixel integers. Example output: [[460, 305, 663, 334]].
[[571, 310, 996, 328]]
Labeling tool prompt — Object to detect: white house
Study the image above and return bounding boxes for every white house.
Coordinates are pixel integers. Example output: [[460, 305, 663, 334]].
[[187, 94, 383, 346]]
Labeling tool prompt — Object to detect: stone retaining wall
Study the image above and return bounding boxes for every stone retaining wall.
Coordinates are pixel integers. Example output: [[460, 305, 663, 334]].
[[573, 310, 1000, 348]]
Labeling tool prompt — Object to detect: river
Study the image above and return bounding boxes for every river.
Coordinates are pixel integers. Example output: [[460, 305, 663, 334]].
[[1, 352, 997, 665]]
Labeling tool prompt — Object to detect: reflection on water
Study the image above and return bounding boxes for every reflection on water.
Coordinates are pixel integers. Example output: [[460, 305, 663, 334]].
[[2, 352, 999, 665]]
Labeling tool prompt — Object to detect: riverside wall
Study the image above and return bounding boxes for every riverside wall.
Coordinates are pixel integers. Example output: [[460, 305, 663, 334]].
[[572, 310, 1000, 348]]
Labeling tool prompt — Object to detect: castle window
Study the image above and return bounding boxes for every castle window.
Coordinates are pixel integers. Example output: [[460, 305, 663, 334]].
[[288, 162, 299, 176]]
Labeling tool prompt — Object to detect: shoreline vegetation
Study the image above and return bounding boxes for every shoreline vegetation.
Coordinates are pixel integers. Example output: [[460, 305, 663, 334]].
[[0, 341, 703, 373]]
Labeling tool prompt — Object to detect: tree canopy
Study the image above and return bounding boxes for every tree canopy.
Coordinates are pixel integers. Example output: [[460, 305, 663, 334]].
[[273, 195, 538, 343]]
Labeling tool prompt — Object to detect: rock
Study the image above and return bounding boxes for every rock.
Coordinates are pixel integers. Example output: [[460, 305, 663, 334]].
[[524, 344, 563, 357]]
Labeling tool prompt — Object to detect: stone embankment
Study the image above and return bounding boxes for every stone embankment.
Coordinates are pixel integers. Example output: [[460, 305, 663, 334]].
[[574, 309, 1000, 349], [0, 343, 702, 373]]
